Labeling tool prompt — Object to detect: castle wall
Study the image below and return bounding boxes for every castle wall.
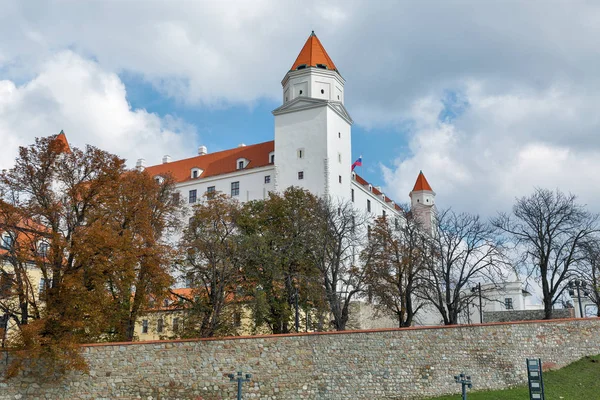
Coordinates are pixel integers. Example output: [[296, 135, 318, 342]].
[[4, 318, 599, 399]]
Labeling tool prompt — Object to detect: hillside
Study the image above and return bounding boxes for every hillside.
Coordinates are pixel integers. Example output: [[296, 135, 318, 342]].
[[429, 354, 600, 400]]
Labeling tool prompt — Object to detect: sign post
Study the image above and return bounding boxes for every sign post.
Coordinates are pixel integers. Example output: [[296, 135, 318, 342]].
[[526, 358, 545, 400]]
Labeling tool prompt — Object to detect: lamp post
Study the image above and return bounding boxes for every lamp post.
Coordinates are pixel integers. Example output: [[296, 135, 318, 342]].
[[454, 373, 473, 400], [568, 279, 589, 318], [471, 283, 483, 323], [228, 371, 252, 400]]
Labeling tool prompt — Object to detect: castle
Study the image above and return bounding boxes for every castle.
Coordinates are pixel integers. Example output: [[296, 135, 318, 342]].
[[139, 31, 435, 229]]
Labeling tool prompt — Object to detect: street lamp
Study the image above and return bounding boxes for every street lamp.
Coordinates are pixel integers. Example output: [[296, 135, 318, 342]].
[[454, 373, 473, 400], [228, 371, 252, 400], [471, 283, 483, 323], [568, 279, 589, 318]]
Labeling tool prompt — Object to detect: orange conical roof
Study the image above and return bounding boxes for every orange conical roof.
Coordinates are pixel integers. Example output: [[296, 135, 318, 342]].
[[52, 130, 71, 153], [412, 171, 433, 192], [290, 31, 338, 72]]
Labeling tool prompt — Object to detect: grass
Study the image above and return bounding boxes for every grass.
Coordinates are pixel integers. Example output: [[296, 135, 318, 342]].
[[428, 354, 600, 400]]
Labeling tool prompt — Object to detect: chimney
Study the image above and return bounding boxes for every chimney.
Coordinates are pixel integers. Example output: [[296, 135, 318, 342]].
[[136, 158, 146, 171], [238, 143, 246, 147], [162, 155, 171, 164], [198, 146, 208, 156]]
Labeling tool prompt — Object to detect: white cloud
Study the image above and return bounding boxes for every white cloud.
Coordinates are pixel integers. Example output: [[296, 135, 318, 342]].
[[0, 51, 195, 170], [382, 84, 600, 216]]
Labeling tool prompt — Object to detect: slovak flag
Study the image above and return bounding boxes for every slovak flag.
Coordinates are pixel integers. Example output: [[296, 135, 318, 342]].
[[351, 156, 362, 171]]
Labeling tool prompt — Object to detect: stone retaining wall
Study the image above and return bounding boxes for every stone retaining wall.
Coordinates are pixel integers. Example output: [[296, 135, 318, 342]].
[[483, 308, 573, 323], [2, 318, 600, 399]]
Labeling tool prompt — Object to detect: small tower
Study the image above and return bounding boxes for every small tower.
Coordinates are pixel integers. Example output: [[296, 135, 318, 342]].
[[409, 171, 435, 230]]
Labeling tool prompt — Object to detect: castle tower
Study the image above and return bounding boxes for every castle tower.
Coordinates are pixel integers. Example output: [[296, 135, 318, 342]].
[[272, 31, 353, 200], [409, 171, 436, 230]]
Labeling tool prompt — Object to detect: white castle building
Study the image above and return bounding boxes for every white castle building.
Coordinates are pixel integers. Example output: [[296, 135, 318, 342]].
[[141, 31, 435, 228]]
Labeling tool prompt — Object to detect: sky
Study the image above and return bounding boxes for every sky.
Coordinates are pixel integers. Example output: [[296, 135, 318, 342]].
[[2, 1, 600, 217]]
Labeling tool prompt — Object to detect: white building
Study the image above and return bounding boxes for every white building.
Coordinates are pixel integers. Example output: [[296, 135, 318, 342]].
[[143, 31, 435, 232]]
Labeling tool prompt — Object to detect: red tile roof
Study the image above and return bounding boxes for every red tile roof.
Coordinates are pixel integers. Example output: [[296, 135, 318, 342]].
[[52, 130, 71, 153], [354, 173, 402, 211], [145, 141, 274, 183], [412, 171, 433, 192], [290, 31, 338, 72]]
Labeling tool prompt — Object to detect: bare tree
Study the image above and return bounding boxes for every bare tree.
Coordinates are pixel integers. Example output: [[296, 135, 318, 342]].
[[420, 209, 508, 325], [364, 211, 428, 327], [312, 199, 370, 331], [577, 238, 600, 317], [493, 188, 599, 319]]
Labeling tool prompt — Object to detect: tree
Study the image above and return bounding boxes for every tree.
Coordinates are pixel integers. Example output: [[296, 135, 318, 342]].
[[364, 211, 428, 327], [0, 134, 125, 375], [84, 170, 184, 341], [238, 187, 326, 334], [493, 188, 599, 319], [175, 193, 244, 338], [312, 199, 370, 331], [574, 238, 600, 317], [421, 209, 508, 325]]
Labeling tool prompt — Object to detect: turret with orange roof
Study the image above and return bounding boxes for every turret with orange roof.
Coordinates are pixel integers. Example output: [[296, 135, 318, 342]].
[[290, 31, 338, 72]]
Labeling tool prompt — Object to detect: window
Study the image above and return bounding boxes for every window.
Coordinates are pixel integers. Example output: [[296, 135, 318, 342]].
[[504, 298, 514, 310], [172, 192, 181, 203], [338, 207, 341, 216], [297, 149, 304, 159], [351, 216, 356, 232], [321, 89, 325, 94], [234, 312, 242, 327], [382, 210, 386, 218], [39, 278, 48, 296], [173, 318, 179, 332], [339, 175, 342, 184], [142, 320, 148, 334], [270, 154, 275, 163], [0, 273, 13, 296], [395, 218, 399, 230], [157, 318, 164, 333], [231, 181, 240, 196], [38, 242, 49, 257], [1, 233, 13, 250], [298, 171, 304, 180], [206, 186, 215, 199], [368, 225, 371, 239], [264, 175, 271, 184], [192, 170, 199, 179], [351, 189, 354, 202], [338, 153, 342, 163], [238, 160, 245, 170], [299, 89, 303, 94], [367, 199, 371, 212], [189, 189, 197, 204], [338, 132, 341, 138]]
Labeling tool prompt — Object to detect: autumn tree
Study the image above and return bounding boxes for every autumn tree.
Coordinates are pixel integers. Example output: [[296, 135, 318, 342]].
[[493, 188, 599, 319], [363, 210, 428, 327], [238, 187, 326, 334], [0, 134, 125, 375], [175, 193, 245, 338], [84, 170, 184, 341], [421, 209, 508, 325]]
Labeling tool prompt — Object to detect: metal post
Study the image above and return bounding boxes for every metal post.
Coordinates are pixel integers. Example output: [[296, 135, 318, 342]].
[[454, 373, 472, 399], [229, 371, 252, 400], [462, 381, 467, 400], [294, 287, 299, 332], [478, 283, 483, 324], [576, 285, 583, 318]]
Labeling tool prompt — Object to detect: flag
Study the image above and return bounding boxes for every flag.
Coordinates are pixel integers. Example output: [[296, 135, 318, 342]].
[[351, 156, 362, 171]]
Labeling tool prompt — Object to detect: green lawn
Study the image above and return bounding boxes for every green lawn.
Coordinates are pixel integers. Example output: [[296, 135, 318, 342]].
[[428, 354, 600, 400]]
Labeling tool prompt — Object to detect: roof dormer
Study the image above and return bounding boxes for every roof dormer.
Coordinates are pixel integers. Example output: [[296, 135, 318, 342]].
[[191, 167, 203, 179], [236, 158, 249, 170]]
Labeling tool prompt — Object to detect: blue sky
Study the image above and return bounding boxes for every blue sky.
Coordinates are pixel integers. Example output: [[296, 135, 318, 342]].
[[2, 1, 600, 217]]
